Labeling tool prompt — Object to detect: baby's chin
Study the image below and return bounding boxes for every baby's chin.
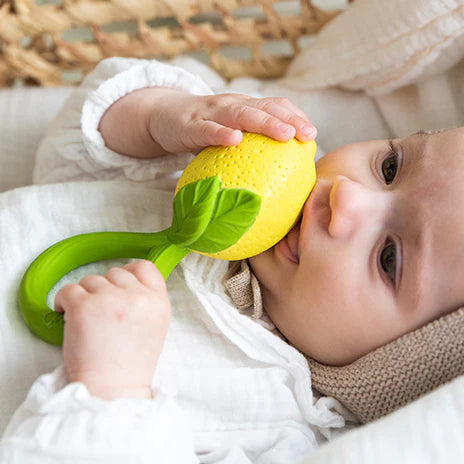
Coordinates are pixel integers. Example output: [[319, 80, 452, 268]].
[[248, 248, 267, 269], [247, 247, 274, 287]]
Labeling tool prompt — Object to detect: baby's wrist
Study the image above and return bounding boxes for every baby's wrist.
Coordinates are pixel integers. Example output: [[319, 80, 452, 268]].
[[99, 86, 186, 159], [85, 384, 154, 401], [146, 87, 185, 149], [67, 373, 154, 400]]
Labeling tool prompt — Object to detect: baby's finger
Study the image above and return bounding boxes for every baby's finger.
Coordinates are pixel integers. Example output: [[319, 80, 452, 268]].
[[268, 97, 310, 123], [54, 283, 87, 314], [226, 105, 296, 142], [189, 120, 242, 148], [123, 260, 167, 291], [104, 267, 139, 288], [252, 99, 316, 141], [79, 274, 109, 293]]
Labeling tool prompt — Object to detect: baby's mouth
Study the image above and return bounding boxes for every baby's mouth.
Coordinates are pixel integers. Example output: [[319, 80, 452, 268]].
[[284, 218, 301, 263], [279, 179, 331, 265]]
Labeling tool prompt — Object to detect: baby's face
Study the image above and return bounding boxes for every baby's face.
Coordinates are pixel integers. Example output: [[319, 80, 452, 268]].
[[250, 127, 464, 366]]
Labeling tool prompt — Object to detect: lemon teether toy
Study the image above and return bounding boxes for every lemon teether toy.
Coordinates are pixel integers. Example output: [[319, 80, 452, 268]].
[[18, 132, 316, 345]]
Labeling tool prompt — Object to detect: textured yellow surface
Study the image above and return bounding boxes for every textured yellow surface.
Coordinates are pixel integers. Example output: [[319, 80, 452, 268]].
[[176, 132, 317, 260]]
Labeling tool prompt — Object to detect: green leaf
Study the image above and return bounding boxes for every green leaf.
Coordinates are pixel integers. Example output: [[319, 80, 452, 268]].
[[188, 188, 261, 253], [168, 176, 222, 247]]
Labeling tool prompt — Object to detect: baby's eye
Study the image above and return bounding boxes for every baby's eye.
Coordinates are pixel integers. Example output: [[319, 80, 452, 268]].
[[381, 144, 399, 185], [380, 239, 397, 284]]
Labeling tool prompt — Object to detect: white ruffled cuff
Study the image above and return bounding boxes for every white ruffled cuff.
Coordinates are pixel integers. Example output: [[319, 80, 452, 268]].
[[1, 365, 197, 463]]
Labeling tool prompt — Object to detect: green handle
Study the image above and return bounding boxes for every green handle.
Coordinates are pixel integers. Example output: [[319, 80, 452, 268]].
[[18, 230, 189, 346]]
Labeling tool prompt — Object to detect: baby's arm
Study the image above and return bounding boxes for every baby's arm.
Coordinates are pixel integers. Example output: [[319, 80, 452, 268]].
[[34, 57, 218, 186], [98, 87, 317, 159], [35, 57, 316, 187], [0, 261, 198, 463]]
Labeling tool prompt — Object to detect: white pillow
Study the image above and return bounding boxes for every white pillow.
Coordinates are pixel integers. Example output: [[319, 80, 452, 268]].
[[303, 375, 464, 463], [286, 0, 464, 95], [0, 87, 71, 192]]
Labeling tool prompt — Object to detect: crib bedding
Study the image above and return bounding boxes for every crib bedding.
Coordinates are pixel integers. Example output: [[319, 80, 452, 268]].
[[1, 0, 464, 461], [0, 87, 72, 193]]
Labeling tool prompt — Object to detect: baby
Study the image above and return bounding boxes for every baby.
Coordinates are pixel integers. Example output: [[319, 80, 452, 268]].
[[59, 86, 464, 392], [1, 57, 464, 462]]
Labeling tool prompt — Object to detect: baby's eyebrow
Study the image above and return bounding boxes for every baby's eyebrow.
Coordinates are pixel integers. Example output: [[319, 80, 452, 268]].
[[409, 130, 429, 138], [413, 128, 448, 136], [400, 131, 429, 173], [397, 131, 431, 308]]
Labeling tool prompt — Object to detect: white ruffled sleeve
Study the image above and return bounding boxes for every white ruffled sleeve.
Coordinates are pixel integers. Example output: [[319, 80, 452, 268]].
[[33, 57, 213, 188], [0, 365, 198, 464]]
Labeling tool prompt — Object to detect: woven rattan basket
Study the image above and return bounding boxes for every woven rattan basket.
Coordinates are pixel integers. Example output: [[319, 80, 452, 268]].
[[0, 0, 348, 87]]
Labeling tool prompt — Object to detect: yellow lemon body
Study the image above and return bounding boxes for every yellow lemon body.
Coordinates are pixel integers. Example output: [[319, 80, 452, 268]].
[[176, 132, 317, 260]]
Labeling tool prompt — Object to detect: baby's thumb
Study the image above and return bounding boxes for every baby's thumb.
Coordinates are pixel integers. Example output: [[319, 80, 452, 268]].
[[190, 121, 242, 148], [54, 283, 88, 314]]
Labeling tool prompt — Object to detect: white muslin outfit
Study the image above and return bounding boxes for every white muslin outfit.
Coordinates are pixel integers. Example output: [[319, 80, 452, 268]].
[[0, 58, 348, 463]]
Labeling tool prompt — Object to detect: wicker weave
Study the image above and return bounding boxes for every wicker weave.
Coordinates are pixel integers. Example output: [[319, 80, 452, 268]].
[[0, 0, 345, 87]]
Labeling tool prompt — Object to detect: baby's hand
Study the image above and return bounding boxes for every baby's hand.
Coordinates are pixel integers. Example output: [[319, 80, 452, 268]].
[[149, 89, 317, 154], [54, 260, 170, 400]]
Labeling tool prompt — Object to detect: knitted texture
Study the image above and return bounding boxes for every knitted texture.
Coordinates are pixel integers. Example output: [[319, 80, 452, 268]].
[[225, 260, 263, 319], [308, 307, 464, 423], [225, 260, 464, 423]]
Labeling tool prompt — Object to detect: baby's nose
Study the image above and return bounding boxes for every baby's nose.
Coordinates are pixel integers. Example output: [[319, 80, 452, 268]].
[[328, 175, 381, 239]]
